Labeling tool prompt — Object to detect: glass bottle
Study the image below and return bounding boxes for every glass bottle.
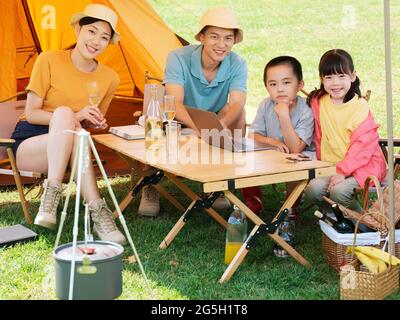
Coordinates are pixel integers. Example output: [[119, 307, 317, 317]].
[[224, 205, 248, 264], [145, 84, 163, 150], [314, 210, 336, 228], [331, 203, 354, 234]]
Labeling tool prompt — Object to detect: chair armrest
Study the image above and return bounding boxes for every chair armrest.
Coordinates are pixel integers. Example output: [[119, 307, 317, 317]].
[[379, 137, 400, 147], [0, 139, 16, 147]]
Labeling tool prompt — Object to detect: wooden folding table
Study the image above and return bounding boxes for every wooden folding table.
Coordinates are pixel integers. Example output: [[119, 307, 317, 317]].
[[93, 134, 336, 282]]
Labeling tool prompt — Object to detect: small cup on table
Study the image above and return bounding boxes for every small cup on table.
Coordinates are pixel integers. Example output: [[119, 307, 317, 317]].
[[166, 121, 181, 161]]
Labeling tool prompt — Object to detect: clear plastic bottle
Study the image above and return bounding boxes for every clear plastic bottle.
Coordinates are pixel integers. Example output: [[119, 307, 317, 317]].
[[145, 84, 163, 150], [273, 209, 296, 257], [224, 205, 248, 264], [278, 211, 295, 245]]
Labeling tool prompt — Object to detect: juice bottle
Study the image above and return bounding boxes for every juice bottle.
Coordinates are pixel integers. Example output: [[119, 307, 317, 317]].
[[224, 205, 248, 264]]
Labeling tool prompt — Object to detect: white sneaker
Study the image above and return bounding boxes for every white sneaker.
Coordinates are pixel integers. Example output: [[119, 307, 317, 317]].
[[89, 199, 126, 245], [138, 185, 160, 217], [34, 179, 61, 229], [212, 194, 231, 210]]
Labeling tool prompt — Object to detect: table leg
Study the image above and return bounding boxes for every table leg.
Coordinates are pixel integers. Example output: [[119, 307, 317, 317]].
[[219, 224, 258, 283], [221, 188, 310, 282], [165, 172, 227, 228], [159, 199, 197, 249], [111, 153, 186, 217], [275, 180, 308, 221], [153, 184, 186, 213]]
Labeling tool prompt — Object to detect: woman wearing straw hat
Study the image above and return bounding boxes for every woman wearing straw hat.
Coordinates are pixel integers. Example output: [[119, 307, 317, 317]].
[[10, 4, 126, 244], [138, 8, 247, 216]]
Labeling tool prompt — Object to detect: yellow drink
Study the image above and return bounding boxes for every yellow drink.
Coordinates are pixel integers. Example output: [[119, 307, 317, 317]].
[[164, 110, 176, 122], [224, 242, 243, 265], [89, 95, 100, 105], [145, 117, 163, 149]]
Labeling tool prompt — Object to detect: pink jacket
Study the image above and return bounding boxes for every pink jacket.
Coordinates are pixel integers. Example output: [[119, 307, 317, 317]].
[[311, 97, 387, 187]]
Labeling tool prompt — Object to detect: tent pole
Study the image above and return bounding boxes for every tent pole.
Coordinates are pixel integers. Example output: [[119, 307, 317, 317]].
[[383, 0, 395, 254], [21, 0, 42, 54]]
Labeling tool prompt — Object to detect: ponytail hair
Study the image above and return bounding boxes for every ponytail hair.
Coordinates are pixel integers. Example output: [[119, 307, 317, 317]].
[[307, 49, 362, 105]]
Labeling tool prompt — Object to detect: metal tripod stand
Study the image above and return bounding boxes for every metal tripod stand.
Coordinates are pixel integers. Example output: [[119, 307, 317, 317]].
[[54, 129, 153, 300]]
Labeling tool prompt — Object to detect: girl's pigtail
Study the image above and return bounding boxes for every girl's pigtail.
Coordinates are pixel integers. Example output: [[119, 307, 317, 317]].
[[344, 76, 362, 103]]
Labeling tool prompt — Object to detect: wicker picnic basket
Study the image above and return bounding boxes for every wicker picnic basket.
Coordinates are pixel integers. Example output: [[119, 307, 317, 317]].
[[340, 213, 400, 300], [322, 176, 400, 272], [322, 233, 372, 272]]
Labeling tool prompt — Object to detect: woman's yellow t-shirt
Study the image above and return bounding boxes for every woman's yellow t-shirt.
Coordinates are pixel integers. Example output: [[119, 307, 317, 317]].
[[20, 50, 119, 120], [319, 94, 369, 164]]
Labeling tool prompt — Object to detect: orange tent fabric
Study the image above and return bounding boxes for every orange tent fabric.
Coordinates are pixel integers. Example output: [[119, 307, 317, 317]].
[[0, 0, 183, 101]]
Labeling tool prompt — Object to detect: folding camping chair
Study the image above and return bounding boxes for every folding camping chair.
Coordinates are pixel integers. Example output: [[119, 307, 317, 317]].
[[352, 139, 400, 215], [0, 100, 45, 223]]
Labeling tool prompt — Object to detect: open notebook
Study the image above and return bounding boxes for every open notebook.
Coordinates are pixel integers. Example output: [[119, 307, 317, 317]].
[[109, 124, 144, 140]]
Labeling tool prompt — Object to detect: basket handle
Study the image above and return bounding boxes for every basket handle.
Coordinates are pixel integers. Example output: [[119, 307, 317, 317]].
[[362, 175, 384, 212], [350, 211, 394, 266]]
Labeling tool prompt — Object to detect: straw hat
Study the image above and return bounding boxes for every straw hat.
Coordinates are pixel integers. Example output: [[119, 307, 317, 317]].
[[194, 7, 243, 44], [70, 4, 120, 44]]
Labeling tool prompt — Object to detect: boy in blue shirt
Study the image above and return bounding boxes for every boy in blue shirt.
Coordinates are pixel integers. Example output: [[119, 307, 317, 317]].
[[245, 56, 315, 257]]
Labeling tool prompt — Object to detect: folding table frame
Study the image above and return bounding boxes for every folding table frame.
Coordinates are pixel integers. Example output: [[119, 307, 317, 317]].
[[93, 134, 336, 282]]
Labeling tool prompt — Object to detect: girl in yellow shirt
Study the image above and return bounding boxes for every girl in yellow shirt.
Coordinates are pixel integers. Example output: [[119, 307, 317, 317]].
[[304, 49, 386, 230], [10, 4, 126, 244]]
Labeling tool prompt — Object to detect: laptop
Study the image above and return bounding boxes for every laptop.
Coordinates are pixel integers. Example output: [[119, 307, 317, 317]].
[[186, 107, 273, 152]]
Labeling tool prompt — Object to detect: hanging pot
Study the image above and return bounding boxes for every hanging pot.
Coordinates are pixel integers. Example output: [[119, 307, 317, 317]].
[[54, 241, 123, 300]]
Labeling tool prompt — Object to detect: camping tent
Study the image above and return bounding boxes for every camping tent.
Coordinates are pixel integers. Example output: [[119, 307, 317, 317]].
[[0, 0, 184, 101], [0, 0, 185, 184]]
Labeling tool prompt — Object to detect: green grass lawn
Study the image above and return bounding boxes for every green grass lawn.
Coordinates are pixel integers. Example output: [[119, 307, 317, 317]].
[[1, 0, 400, 300], [1, 177, 399, 300]]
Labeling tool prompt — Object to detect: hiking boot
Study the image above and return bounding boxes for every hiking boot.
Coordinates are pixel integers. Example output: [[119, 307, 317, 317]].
[[89, 198, 126, 245], [34, 179, 62, 229], [212, 194, 231, 210], [138, 185, 160, 217], [241, 186, 263, 215]]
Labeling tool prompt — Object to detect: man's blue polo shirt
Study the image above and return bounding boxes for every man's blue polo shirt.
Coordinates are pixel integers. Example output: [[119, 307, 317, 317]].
[[163, 44, 247, 113]]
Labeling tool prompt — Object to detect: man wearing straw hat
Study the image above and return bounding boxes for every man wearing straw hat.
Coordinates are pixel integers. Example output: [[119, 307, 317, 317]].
[[138, 8, 247, 216], [164, 7, 247, 131]]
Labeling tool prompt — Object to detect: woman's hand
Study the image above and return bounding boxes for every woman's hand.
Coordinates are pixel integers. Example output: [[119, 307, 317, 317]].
[[81, 118, 108, 129], [327, 174, 346, 192], [76, 105, 105, 127]]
